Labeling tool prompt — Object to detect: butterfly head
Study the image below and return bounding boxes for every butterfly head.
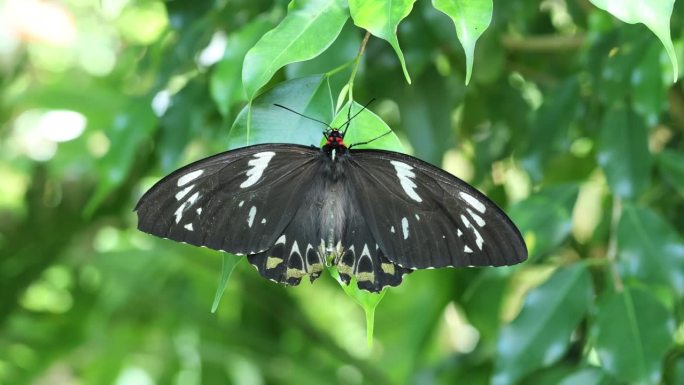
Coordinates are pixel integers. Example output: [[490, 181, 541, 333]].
[[324, 129, 346, 149]]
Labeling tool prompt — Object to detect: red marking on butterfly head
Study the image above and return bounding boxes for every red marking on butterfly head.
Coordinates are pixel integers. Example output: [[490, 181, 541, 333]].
[[325, 129, 346, 149]]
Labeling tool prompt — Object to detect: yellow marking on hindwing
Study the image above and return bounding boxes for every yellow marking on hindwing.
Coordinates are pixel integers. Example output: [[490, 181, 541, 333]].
[[380, 263, 395, 275], [337, 263, 354, 275], [308, 263, 324, 274], [266, 257, 283, 269], [286, 268, 307, 279], [356, 271, 375, 283]]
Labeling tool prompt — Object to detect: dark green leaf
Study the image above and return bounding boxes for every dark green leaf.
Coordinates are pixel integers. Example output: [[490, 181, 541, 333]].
[[597, 104, 652, 200], [594, 286, 674, 384], [618, 204, 684, 296], [492, 263, 593, 385], [211, 254, 243, 313], [557, 368, 616, 385], [658, 150, 684, 197]]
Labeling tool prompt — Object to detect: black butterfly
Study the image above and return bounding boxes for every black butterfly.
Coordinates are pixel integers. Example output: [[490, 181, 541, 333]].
[[135, 105, 527, 292]]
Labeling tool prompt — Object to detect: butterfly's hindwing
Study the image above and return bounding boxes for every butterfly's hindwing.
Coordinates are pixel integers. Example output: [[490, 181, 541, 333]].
[[135, 144, 321, 255], [346, 149, 527, 270], [336, 207, 412, 291]]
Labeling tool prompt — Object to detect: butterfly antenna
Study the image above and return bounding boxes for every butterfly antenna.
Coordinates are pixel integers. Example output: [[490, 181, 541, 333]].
[[274, 104, 332, 129], [341, 98, 375, 136], [348, 129, 392, 149]]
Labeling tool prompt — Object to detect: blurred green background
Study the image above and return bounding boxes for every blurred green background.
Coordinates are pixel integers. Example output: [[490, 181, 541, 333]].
[[1, 0, 684, 384]]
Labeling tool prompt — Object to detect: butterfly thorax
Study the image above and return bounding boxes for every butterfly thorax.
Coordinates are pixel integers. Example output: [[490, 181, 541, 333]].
[[322, 129, 348, 162]]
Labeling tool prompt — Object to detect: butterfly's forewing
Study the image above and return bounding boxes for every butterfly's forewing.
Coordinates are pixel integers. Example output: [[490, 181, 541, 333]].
[[135, 144, 322, 258], [345, 149, 527, 270]]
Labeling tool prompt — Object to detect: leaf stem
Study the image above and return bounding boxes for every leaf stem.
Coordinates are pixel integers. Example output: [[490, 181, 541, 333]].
[[346, 31, 372, 103], [606, 197, 624, 292]]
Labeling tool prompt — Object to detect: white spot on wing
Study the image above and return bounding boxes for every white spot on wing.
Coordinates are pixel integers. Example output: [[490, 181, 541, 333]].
[[460, 214, 484, 250], [467, 208, 486, 227], [390, 226, 395, 234], [401, 217, 409, 240], [261, 218, 266, 224], [361, 244, 371, 258], [459, 192, 486, 213], [184, 223, 194, 231], [196, 207, 202, 215], [464, 245, 473, 253], [390, 161, 423, 202], [415, 214, 420, 221], [291, 240, 301, 257], [174, 191, 200, 224], [247, 206, 257, 227], [239, 200, 244, 207], [276, 235, 286, 245], [175, 185, 193, 201], [240, 152, 276, 188], [457, 229, 463, 237], [177, 170, 204, 186]]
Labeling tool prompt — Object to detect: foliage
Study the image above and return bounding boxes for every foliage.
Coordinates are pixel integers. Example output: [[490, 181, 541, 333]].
[[1, 0, 683, 384]]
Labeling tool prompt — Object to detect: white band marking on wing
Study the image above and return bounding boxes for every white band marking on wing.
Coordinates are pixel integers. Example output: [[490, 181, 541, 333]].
[[240, 152, 276, 188], [390, 161, 423, 202]]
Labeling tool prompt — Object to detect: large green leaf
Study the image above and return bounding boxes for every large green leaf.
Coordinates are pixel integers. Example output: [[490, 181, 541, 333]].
[[242, 0, 348, 99], [431, 0, 493, 85], [508, 184, 579, 260], [348, 0, 416, 84], [492, 263, 593, 385], [210, 18, 273, 117], [618, 204, 684, 297], [229, 75, 334, 149], [596, 104, 652, 200], [589, 0, 678, 83], [594, 286, 674, 384]]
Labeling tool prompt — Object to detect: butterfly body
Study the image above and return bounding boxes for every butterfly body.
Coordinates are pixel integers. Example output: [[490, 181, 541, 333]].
[[136, 128, 527, 292]]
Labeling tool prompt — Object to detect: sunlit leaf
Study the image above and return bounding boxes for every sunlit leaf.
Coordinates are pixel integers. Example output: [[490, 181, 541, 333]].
[[229, 75, 334, 149], [594, 286, 674, 384], [242, 0, 348, 99], [597, 104, 652, 200], [492, 263, 593, 385], [348, 0, 416, 84], [618, 204, 684, 297], [330, 101, 405, 152], [431, 0, 493, 85], [589, 0, 678, 82]]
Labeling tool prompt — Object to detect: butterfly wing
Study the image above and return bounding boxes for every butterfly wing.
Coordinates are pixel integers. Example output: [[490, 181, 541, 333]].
[[135, 144, 329, 285], [344, 149, 527, 270]]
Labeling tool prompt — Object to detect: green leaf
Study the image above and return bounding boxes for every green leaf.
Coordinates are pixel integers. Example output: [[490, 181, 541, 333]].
[[508, 184, 579, 260], [211, 254, 243, 313], [431, 0, 493, 85], [348, 0, 416, 84], [618, 204, 684, 297], [658, 150, 684, 197], [632, 41, 668, 126], [557, 368, 615, 385], [330, 101, 405, 152], [594, 286, 674, 384], [242, 0, 348, 100], [492, 263, 593, 385], [229, 75, 334, 149], [597, 104, 652, 200], [210, 18, 273, 117], [589, 0, 678, 83], [327, 267, 386, 348]]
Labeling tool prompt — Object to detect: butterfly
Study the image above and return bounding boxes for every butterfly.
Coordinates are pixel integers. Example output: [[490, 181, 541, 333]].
[[135, 104, 527, 292]]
